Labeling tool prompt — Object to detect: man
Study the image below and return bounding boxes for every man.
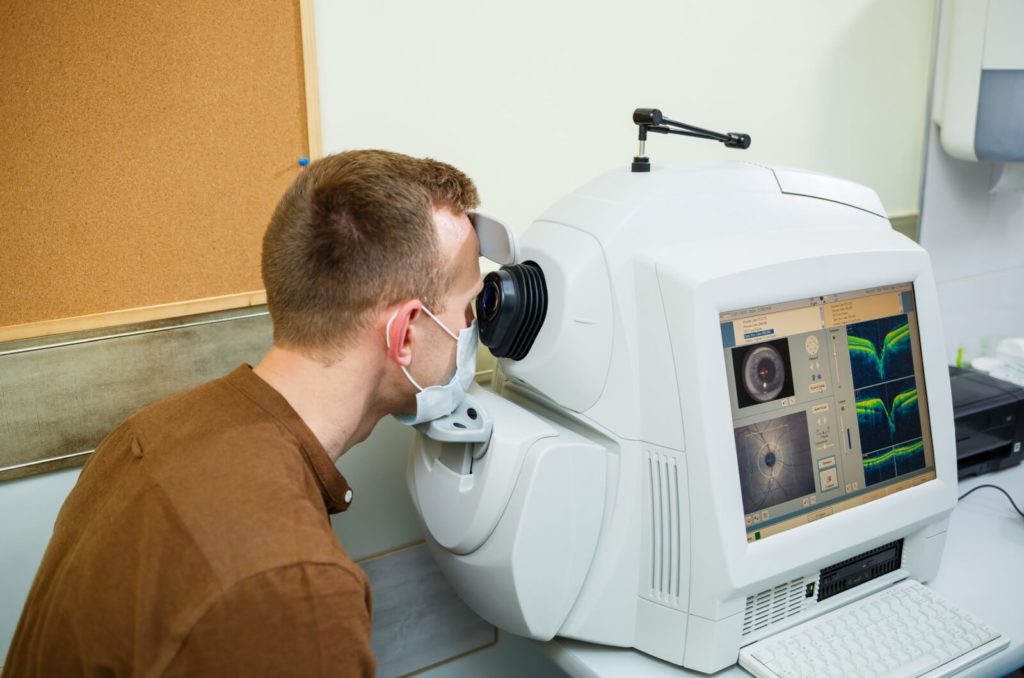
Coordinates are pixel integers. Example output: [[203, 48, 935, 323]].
[[3, 150, 483, 676]]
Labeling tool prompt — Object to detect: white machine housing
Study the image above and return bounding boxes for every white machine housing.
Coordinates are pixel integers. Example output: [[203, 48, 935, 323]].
[[407, 162, 958, 673]]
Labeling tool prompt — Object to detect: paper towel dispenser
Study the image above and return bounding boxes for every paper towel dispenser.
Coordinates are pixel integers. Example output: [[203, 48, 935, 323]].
[[934, 0, 1024, 163]]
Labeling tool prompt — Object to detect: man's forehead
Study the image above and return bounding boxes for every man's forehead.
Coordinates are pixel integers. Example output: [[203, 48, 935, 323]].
[[445, 235, 482, 301], [433, 208, 480, 285], [433, 207, 473, 243], [434, 208, 518, 265], [451, 223, 480, 268]]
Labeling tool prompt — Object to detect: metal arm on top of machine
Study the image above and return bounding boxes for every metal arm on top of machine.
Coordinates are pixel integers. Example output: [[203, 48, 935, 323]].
[[631, 107, 751, 172]]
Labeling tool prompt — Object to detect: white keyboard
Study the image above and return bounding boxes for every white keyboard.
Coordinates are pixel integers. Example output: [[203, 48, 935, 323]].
[[739, 579, 1008, 678]]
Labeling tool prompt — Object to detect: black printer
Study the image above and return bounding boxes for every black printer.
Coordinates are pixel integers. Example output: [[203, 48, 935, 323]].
[[948, 365, 1024, 478]]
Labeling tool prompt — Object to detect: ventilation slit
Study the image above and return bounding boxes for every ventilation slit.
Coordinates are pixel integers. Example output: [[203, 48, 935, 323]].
[[660, 456, 670, 596], [742, 577, 814, 637], [650, 456, 661, 594], [644, 450, 683, 603], [670, 456, 680, 598]]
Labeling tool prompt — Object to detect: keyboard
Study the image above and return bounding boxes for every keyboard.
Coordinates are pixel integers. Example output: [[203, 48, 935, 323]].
[[739, 579, 1008, 678]]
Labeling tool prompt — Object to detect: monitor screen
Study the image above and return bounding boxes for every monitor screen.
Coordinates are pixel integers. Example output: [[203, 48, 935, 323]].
[[720, 283, 936, 541]]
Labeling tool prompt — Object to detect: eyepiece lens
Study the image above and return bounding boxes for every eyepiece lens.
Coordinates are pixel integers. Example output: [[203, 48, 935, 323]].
[[480, 280, 501, 321]]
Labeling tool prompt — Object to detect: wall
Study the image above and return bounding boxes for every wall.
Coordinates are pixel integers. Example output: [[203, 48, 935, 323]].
[[315, 0, 936, 232], [0, 468, 79, 661], [918, 127, 1024, 364]]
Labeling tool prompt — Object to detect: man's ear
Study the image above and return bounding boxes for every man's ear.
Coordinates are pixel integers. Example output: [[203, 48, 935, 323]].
[[385, 300, 422, 367]]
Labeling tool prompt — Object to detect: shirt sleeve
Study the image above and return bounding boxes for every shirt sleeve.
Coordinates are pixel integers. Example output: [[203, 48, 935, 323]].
[[163, 562, 374, 677]]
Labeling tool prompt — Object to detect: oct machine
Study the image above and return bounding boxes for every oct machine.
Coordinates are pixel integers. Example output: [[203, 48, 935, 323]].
[[408, 151, 959, 672]]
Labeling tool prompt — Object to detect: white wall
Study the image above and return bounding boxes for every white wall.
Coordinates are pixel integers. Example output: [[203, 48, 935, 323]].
[[919, 126, 1024, 364], [918, 0, 1024, 364], [0, 468, 80, 662], [314, 0, 936, 231]]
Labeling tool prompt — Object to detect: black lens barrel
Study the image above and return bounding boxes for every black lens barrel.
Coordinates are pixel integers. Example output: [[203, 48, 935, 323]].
[[476, 261, 548, 361]]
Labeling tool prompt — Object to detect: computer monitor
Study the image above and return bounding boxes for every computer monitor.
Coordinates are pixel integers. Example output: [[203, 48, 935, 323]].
[[720, 283, 937, 542]]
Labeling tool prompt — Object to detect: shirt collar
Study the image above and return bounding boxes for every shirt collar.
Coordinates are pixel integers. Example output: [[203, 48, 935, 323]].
[[224, 364, 354, 514]]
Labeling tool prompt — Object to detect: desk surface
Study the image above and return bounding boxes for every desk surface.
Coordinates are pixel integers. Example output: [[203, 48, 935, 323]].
[[537, 463, 1024, 678]]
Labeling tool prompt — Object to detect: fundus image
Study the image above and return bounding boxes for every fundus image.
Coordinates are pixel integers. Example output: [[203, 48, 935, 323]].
[[734, 411, 815, 514]]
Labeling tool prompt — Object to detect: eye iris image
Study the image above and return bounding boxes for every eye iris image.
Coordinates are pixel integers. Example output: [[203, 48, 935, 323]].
[[732, 338, 795, 409], [744, 345, 786, 401]]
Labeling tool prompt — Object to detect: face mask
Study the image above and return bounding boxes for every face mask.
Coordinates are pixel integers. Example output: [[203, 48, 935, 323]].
[[387, 306, 478, 425]]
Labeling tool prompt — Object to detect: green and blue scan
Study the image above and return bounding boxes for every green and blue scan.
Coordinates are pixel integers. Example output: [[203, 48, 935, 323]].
[[848, 316, 926, 486]]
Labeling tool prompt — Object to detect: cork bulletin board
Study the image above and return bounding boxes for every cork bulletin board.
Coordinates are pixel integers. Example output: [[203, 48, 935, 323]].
[[0, 0, 319, 333]]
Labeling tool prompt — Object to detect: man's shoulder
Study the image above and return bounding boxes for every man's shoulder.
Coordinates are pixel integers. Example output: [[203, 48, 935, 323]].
[[142, 438, 347, 589], [119, 368, 298, 473], [129, 369, 253, 435], [104, 369, 346, 586]]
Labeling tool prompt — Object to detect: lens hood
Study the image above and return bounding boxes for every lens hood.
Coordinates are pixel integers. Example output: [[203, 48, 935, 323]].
[[476, 261, 548, 360]]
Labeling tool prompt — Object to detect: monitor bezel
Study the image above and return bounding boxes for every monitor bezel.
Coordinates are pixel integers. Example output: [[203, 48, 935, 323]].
[[656, 240, 958, 610]]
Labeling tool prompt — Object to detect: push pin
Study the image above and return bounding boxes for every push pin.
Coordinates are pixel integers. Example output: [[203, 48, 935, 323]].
[[298, 157, 310, 167]]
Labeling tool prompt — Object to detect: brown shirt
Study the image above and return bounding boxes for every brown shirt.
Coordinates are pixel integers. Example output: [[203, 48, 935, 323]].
[[3, 365, 374, 677]]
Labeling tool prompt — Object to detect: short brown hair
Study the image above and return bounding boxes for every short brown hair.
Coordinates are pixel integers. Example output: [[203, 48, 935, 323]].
[[261, 150, 479, 357]]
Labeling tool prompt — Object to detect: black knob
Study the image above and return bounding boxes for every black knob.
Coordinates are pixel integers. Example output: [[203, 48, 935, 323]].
[[633, 108, 663, 125]]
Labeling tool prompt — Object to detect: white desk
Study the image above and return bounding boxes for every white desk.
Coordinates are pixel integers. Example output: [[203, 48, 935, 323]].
[[537, 463, 1024, 678]]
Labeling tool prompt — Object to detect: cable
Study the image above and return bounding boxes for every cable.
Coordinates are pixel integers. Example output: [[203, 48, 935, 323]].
[[957, 483, 1024, 519]]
